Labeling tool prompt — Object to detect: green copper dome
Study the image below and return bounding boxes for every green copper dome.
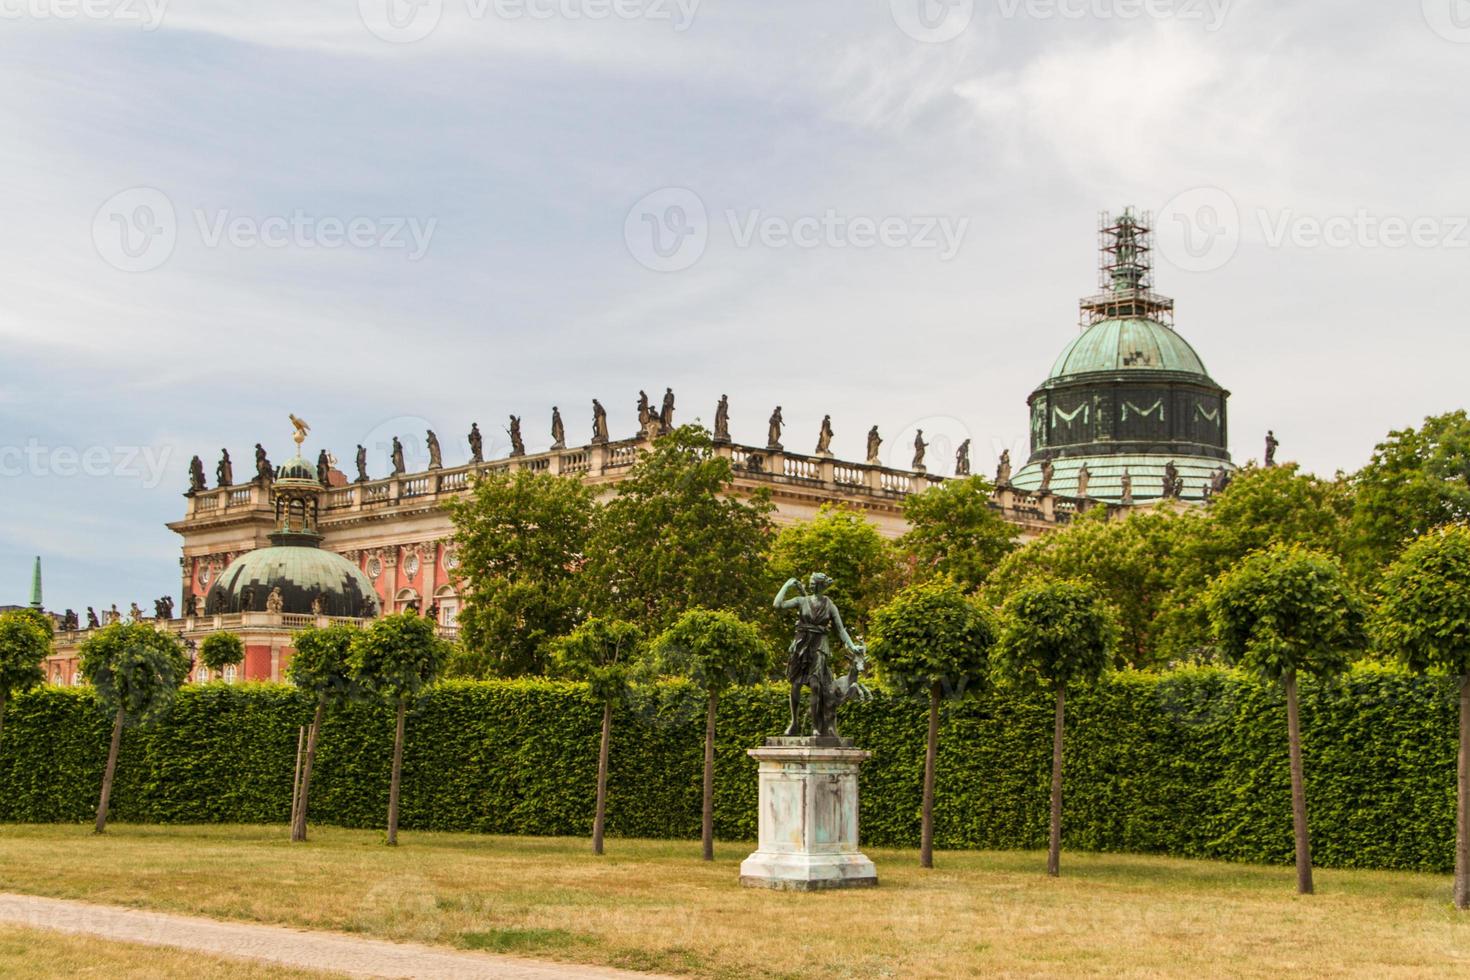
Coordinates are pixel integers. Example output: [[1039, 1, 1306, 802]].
[[1048, 317, 1210, 380], [206, 546, 378, 618]]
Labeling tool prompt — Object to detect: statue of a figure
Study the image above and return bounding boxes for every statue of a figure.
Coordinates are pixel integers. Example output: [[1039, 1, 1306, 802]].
[[1120, 467, 1134, 505], [996, 449, 1012, 486], [192, 595, 206, 617], [866, 426, 882, 465], [955, 439, 971, 477], [187, 456, 206, 495], [254, 444, 273, 485], [86, 607, 100, 629], [128, 602, 142, 622], [106, 604, 121, 625], [1162, 460, 1182, 498], [468, 423, 484, 462], [1038, 459, 1054, 493], [815, 415, 834, 456], [591, 401, 609, 444], [426, 430, 442, 470], [1076, 462, 1091, 499], [355, 445, 369, 483], [266, 587, 284, 614], [659, 388, 675, 433], [550, 407, 566, 450], [713, 395, 730, 443], [508, 415, 525, 456], [162, 595, 175, 619], [1264, 430, 1279, 468], [217, 449, 233, 488], [311, 594, 325, 616], [240, 588, 255, 611], [1211, 466, 1231, 496], [63, 609, 78, 631], [767, 406, 784, 450], [316, 449, 331, 486], [775, 573, 869, 739], [637, 390, 652, 433], [912, 430, 927, 471], [390, 437, 406, 476]]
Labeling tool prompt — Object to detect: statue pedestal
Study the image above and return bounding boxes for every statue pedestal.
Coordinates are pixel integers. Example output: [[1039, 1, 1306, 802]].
[[739, 738, 877, 891]]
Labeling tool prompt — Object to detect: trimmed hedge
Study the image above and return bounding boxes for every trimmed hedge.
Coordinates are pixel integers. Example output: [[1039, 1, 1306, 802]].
[[0, 665, 1458, 871]]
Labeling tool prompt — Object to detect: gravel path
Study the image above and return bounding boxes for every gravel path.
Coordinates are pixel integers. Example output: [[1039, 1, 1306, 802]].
[[0, 893, 673, 979]]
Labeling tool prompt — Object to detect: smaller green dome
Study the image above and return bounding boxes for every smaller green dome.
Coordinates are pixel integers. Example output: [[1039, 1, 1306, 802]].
[[1048, 318, 1210, 380], [275, 454, 317, 483], [206, 547, 378, 618]]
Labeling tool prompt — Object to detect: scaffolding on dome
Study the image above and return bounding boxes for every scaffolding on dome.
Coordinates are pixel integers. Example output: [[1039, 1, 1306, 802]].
[[1078, 208, 1175, 330]]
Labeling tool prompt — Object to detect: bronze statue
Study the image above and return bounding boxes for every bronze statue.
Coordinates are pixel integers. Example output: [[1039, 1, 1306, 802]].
[[767, 407, 784, 450], [866, 426, 882, 465], [591, 401, 609, 444], [775, 573, 868, 739], [187, 456, 207, 495], [955, 439, 970, 477], [254, 444, 273, 485], [1076, 462, 1091, 498], [469, 422, 484, 463], [355, 445, 369, 483], [1264, 430, 1279, 467], [1162, 460, 1182, 498], [426, 430, 442, 470], [550, 407, 566, 450], [86, 607, 100, 629], [63, 609, 78, 631], [390, 437, 406, 476], [1038, 459, 1054, 493], [508, 415, 525, 456], [996, 449, 1012, 486], [217, 449, 233, 488], [316, 449, 331, 486], [816, 415, 834, 456], [659, 388, 675, 433], [713, 395, 730, 443], [912, 430, 927, 471], [1210, 465, 1231, 496]]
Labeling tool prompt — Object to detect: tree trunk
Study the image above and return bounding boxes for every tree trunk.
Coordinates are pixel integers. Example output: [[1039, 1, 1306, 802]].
[[289, 725, 305, 835], [1047, 683, 1066, 877], [921, 681, 940, 869], [702, 690, 718, 862], [293, 699, 326, 843], [1284, 670, 1314, 895], [387, 698, 406, 846], [94, 705, 125, 835], [593, 699, 612, 856], [1456, 675, 1469, 909]]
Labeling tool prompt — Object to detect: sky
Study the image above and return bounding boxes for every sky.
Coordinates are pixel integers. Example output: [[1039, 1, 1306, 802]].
[[2, 0, 1466, 613]]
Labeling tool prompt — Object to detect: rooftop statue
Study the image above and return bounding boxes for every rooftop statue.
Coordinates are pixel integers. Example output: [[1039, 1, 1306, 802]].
[[713, 395, 730, 443], [508, 415, 525, 457], [995, 449, 1012, 486], [1038, 458, 1054, 493], [390, 437, 406, 476], [266, 587, 284, 614], [316, 449, 331, 486], [187, 456, 207, 495], [866, 426, 882, 465], [469, 422, 484, 463], [1265, 430, 1279, 467], [637, 390, 652, 432], [591, 401, 609, 444], [86, 607, 100, 629], [550, 407, 566, 450], [775, 573, 869, 740], [955, 439, 970, 477], [816, 415, 834, 456], [660, 387, 675, 433], [426, 430, 443, 470], [289, 414, 311, 444], [1120, 467, 1134, 504], [254, 444, 273, 485], [217, 449, 233, 488], [912, 430, 927, 471], [355, 445, 369, 483], [1162, 460, 1182, 498], [767, 406, 784, 450], [1076, 462, 1091, 498]]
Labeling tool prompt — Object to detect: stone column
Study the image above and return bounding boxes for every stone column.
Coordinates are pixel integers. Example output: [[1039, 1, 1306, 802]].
[[740, 737, 878, 891]]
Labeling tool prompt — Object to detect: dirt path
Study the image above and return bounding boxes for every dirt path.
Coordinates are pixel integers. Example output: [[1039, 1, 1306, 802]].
[[0, 893, 673, 979]]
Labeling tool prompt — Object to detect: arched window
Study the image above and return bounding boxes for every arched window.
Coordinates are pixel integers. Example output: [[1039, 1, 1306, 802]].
[[434, 585, 459, 626], [224, 664, 237, 684], [394, 588, 420, 614]]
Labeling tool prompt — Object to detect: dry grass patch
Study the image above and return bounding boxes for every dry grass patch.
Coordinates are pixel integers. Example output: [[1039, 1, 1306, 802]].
[[0, 923, 343, 979], [1, 823, 1468, 978]]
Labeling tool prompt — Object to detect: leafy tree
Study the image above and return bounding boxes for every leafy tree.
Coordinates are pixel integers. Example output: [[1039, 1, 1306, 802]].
[[0, 611, 49, 751], [549, 617, 644, 855], [767, 503, 901, 639], [1205, 544, 1367, 894], [868, 579, 996, 868], [285, 623, 361, 842], [349, 613, 448, 845], [899, 475, 1018, 592], [985, 510, 1182, 668], [1371, 526, 1470, 907], [78, 622, 190, 833], [586, 426, 774, 633], [445, 468, 597, 677], [1351, 411, 1470, 579], [197, 632, 244, 677], [650, 609, 771, 861], [994, 580, 1118, 876]]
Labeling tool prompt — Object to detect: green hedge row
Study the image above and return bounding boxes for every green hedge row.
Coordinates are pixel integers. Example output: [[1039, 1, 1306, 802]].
[[0, 665, 1459, 871]]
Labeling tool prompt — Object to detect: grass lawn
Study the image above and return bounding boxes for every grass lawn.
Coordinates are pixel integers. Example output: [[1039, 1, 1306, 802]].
[[0, 923, 343, 979], [1, 823, 1468, 978]]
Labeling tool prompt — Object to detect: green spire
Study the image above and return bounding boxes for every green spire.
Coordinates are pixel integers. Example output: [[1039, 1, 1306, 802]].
[[29, 556, 42, 610]]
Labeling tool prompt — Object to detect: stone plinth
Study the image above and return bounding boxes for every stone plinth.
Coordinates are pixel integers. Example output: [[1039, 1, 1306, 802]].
[[739, 737, 877, 891]]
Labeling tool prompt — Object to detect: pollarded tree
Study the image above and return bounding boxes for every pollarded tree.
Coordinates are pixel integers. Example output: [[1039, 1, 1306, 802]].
[[285, 623, 361, 843], [197, 631, 244, 679], [650, 609, 771, 861], [1205, 544, 1366, 895], [349, 613, 448, 845], [1371, 526, 1470, 908], [79, 621, 190, 834], [899, 475, 1018, 592], [994, 580, 1118, 877], [550, 617, 644, 855], [0, 611, 49, 751], [868, 578, 996, 869]]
